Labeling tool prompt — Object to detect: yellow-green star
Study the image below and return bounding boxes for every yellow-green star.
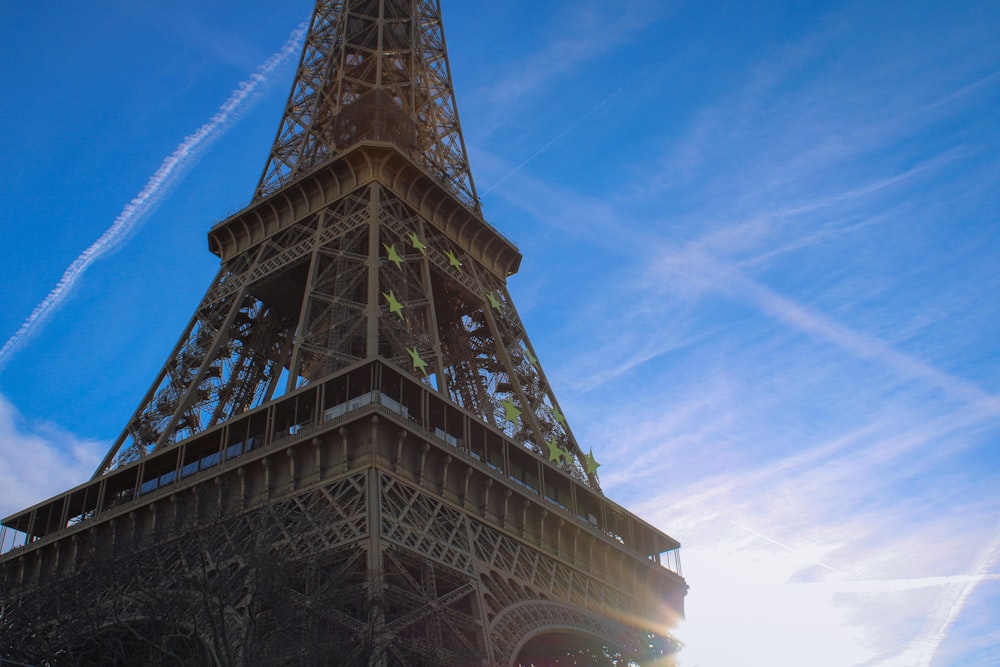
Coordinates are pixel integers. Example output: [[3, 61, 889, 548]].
[[545, 438, 564, 464], [383, 243, 404, 270], [446, 249, 462, 269], [501, 398, 521, 423], [523, 346, 537, 366], [407, 347, 428, 375], [487, 292, 502, 310], [383, 291, 404, 319], [552, 405, 566, 425], [407, 231, 427, 254], [585, 448, 601, 476]]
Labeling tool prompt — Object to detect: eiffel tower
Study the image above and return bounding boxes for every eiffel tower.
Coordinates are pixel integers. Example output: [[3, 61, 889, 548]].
[[1, 2, 686, 664]]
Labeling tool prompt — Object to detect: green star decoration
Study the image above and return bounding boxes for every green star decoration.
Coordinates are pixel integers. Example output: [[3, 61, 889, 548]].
[[552, 405, 565, 425], [487, 292, 502, 310], [407, 231, 427, 254], [545, 438, 563, 464], [523, 346, 537, 366], [446, 249, 462, 269], [586, 448, 601, 476], [406, 347, 428, 375], [383, 243, 404, 270], [383, 291, 404, 318], [501, 398, 521, 423]]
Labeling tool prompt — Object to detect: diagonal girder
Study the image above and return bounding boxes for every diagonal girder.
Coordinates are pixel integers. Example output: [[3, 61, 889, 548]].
[[255, 0, 479, 212]]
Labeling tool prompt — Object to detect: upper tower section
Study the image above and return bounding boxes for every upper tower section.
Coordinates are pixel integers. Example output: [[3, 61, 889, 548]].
[[254, 0, 479, 213], [84, 0, 600, 490]]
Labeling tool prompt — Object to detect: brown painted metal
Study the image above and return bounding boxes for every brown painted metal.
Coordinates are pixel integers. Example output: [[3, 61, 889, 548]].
[[254, 0, 480, 212], [1, 2, 686, 664]]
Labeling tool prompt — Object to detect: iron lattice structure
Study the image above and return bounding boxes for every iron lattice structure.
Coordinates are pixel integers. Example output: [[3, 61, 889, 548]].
[[1, 2, 687, 665], [255, 0, 479, 211]]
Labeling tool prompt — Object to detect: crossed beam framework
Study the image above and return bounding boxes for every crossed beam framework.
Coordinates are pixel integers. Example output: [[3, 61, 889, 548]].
[[2, 1, 688, 661], [256, 0, 479, 211], [2, 360, 685, 665], [96, 144, 599, 491]]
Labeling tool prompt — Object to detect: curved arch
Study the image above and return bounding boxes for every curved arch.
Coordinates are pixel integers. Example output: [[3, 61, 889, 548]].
[[490, 600, 634, 667], [514, 626, 617, 665]]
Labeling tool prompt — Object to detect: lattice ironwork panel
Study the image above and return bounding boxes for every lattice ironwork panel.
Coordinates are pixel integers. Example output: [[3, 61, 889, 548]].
[[102, 189, 379, 474], [288, 195, 372, 384], [380, 474, 476, 575], [377, 473, 643, 630], [3, 1, 686, 663], [0, 473, 375, 665], [378, 545, 485, 665], [107, 275, 296, 472], [267, 472, 371, 556], [375, 189, 440, 383], [471, 267, 594, 485], [256, 0, 479, 212]]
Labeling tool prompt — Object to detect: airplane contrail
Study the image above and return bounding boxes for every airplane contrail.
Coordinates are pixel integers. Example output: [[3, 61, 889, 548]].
[[0, 22, 307, 372], [482, 65, 651, 196], [915, 524, 1000, 666], [732, 520, 843, 573]]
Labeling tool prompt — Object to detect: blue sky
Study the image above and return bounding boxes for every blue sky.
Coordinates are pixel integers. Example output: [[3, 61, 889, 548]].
[[2, 1, 999, 665]]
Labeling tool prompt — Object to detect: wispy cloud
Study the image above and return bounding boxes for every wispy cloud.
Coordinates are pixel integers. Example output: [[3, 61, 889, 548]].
[[483, 6, 1000, 659], [652, 250, 1000, 413], [1, 1, 995, 664], [902, 525, 1000, 667], [617, 399, 1000, 666], [0, 394, 104, 524], [479, 0, 666, 108], [0, 23, 306, 372]]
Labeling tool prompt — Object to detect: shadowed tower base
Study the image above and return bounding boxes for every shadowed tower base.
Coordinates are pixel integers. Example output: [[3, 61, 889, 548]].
[[1, 2, 686, 664]]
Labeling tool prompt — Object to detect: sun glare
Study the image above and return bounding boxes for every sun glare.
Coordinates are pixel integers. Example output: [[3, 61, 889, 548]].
[[672, 533, 877, 666]]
